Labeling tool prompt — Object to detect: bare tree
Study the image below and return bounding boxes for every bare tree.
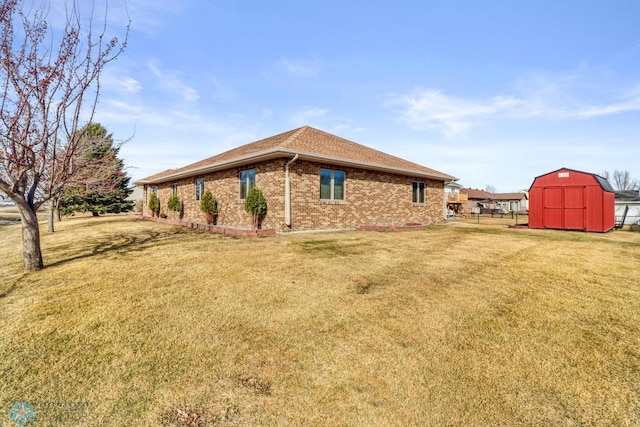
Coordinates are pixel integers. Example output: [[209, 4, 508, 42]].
[[0, 0, 128, 271], [612, 170, 639, 191], [484, 184, 496, 194], [601, 170, 639, 191]]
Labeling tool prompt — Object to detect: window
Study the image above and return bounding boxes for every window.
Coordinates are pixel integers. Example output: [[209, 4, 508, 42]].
[[171, 183, 178, 196], [412, 181, 425, 204], [151, 186, 158, 195], [195, 178, 205, 201], [320, 169, 345, 201], [239, 169, 256, 199]]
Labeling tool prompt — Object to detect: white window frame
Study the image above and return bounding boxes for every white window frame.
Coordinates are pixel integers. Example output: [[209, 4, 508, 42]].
[[239, 169, 256, 200], [195, 178, 205, 201], [320, 169, 345, 201], [412, 181, 425, 204]]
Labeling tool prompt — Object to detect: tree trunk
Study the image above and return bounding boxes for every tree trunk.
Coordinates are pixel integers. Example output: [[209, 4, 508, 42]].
[[17, 204, 44, 272], [55, 197, 62, 222], [48, 204, 55, 233]]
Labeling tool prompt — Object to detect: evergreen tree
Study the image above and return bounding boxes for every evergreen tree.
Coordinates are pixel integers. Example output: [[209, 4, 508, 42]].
[[59, 124, 133, 217]]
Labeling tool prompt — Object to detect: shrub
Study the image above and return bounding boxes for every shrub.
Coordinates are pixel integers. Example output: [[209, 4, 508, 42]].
[[200, 190, 218, 225], [244, 187, 267, 229], [199, 190, 217, 214], [167, 194, 182, 212], [148, 193, 160, 216]]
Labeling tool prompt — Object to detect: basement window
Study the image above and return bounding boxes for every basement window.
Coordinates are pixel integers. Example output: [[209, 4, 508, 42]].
[[195, 178, 205, 201], [239, 169, 256, 199], [412, 181, 425, 204], [320, 169, 345, 201]]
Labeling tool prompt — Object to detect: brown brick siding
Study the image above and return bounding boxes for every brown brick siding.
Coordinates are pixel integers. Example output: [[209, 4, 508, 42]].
[[144, 160, 285, 229], [289, 161, 443, 230], [143, 158, 444, 232]]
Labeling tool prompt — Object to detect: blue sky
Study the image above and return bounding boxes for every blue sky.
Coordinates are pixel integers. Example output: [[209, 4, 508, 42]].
[[75, 0, 639, 192]]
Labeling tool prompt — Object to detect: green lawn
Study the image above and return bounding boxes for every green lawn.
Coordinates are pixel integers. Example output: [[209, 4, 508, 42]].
[[1, 216, 639, 426]]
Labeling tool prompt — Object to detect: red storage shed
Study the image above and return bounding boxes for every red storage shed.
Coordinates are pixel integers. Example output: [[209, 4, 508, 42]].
[[529, 168, 615, 232]]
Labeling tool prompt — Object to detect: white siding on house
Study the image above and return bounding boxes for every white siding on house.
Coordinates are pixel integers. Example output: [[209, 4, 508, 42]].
[[615, 203, 640, 225]]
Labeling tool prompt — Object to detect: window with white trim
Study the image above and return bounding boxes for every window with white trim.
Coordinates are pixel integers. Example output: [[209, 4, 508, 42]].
[[195, 178, 205, 201], [412, 181, 425, 204], [320, 169, 345, 201], [239, 169, 256, 199]]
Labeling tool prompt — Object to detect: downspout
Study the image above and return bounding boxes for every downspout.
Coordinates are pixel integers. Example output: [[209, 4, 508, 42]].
[[285, 154, 299, 227]]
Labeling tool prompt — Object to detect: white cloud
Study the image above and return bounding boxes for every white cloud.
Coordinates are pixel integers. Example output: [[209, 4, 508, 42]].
[[274, 56, 320, 78], [100, 70, 142, 94], [260, 109, 274, 119], [391, 89, 521, 136], [147, 63, 199, 102], [289, 107, 329, 126], [44, 0, 185, 36], [391, 77, 640, 137]]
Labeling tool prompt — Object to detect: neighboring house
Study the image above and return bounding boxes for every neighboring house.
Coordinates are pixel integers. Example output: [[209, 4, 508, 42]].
[[491, 192, 529, 213], [615, 190, 640, 226], [137, 126, 457, 232], [126, 185, 144, 212], [444, 181, 467, 217], [459, 188, 492, 214], [459, 188, 528, 214]]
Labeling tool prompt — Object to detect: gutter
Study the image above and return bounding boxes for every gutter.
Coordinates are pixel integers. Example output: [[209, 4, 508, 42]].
[[284, 154, 299, 227]]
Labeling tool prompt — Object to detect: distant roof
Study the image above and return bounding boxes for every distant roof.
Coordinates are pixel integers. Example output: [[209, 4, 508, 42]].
[[138, 126, 457, 184], [460, 188, 527, 201], [491, 192, 528, 201], [615, 191, 640, 202], [460, 188, 492, 199]]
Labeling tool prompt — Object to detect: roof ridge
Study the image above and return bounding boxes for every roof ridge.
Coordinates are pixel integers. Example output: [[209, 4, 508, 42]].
[[279, 125, 310, 148], [137, 125, 457, 184], [296, 126, 441, 172]]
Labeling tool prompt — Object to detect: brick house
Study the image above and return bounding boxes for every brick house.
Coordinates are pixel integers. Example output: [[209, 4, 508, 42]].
[[137, 126, 457, 232]]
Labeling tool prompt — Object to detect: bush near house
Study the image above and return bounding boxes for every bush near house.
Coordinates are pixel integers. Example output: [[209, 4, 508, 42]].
[[148, 193, 160, 216], [244, 187, 267, 229], [167, 194, 182, 213], [199, 190, 218, 224]]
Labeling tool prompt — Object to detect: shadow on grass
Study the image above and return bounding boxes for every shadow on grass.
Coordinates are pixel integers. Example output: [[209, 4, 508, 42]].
[[298, 239, 371, 257], [0, 274, 29, 299], [45, 223, 204, 269], [0, 282, 17, 299], [48, 215, 135, 231]]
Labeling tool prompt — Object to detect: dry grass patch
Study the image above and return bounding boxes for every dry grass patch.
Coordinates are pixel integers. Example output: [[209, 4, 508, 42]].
[[1, 216, 639, 425]]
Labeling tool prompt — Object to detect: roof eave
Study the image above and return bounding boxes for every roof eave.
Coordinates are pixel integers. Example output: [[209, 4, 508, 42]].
[[137, 148, 457, 184]]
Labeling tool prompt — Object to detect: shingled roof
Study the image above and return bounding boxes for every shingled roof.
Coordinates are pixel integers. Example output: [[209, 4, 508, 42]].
[[460, 188, 492, 200], [460, 188, 527, 201], [138, 126, 456, 184]]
